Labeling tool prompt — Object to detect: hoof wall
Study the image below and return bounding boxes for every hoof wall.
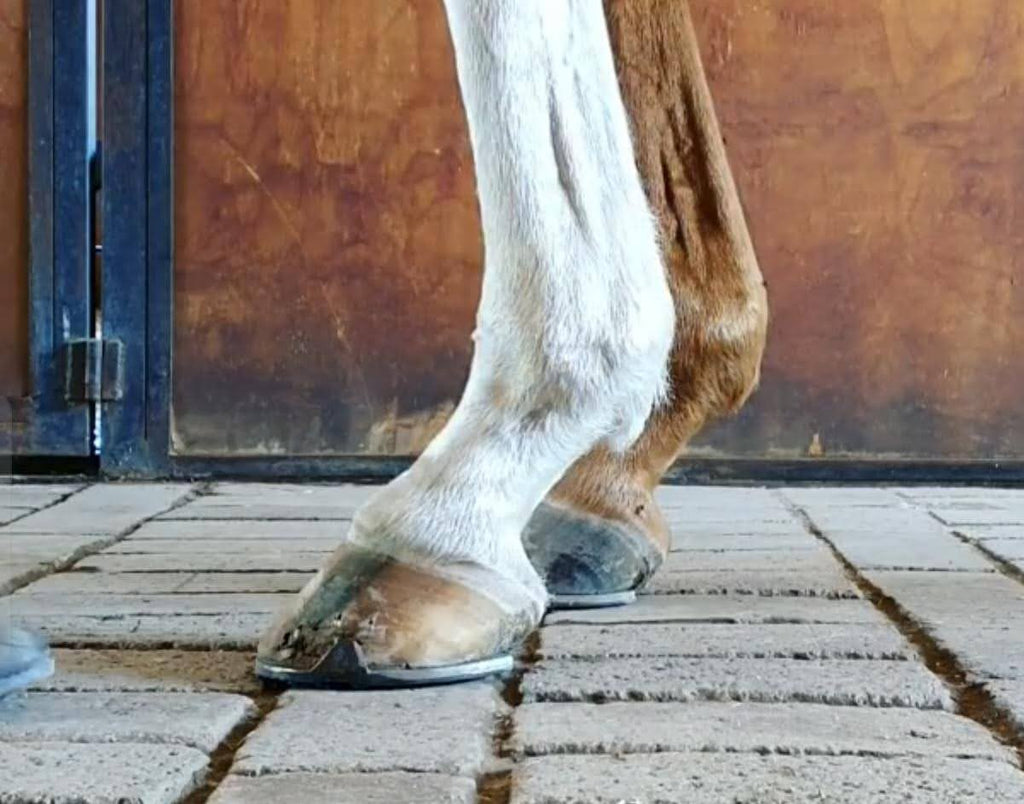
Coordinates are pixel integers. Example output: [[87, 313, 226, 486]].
[[524, 501, 664, 604]]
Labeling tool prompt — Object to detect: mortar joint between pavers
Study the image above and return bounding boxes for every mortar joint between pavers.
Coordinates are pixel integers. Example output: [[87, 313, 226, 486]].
[[774, 490, 1024, 770]]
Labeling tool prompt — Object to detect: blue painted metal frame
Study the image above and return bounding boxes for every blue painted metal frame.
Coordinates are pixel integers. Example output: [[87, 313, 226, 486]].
[[22, 0, 93, 456], [100, 0, 173, 475]]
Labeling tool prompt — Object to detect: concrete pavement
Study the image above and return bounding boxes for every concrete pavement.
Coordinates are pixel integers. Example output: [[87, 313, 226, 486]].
[[0, 481, 1023, 802]]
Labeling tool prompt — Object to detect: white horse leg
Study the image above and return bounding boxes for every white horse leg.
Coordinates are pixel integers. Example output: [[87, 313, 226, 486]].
[[258, 0, 673, 684]]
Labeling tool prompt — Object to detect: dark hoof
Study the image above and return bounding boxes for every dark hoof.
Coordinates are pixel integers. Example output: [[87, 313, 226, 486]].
[[257, 544, 538, 689], [523, 501, 664, 605]]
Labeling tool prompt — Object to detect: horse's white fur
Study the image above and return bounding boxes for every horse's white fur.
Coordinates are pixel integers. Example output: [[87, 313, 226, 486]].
[[349, 0, 674, 616]]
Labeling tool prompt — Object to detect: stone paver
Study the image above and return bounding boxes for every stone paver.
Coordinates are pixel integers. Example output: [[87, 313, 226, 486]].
[[546, 594, 887, 626], [33, 649, 260, 694], [510, 754, 1024, 804], [929, 506, 1024, 527], [0, 742, 209, 804], [23, 570, 312, 595], [209, 772, 476, 804], [130, 519, 349, 540], [159, 484, 370, 521], [647, 568, 857, 597], [863, 571, 1024, 680], [0, 483, 84, 508], [670, 529, 817, 551], [76, 551, 326, 573], [521, 656, 952, 708], [1, 484, 193, 535], [538, 623, 911, 660], [26, 612, 269, 649], [3, 482, 1023, 803], [104, 537, 338, 554], [793, 502, 994, 571], [648, 548, 857, 597], [958, 524, 1024, 542], [11, 592, 289, 617], [233, 686, 502, 777], [0, 506, 30, 525], [780, 488, 904, 509], [0, 692, 252, 752], [966, 534, 1024, 572], [986, 680, 1024, 732], [511, 701, 1011, 761]]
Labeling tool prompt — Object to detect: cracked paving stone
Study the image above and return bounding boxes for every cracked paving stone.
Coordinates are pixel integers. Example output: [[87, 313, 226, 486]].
[[521, 656, 952, 709], [32, 649, 261, 694], [510, 701, 1012, 762], [232, 685, 503, 777], [209, 772, 476, 804], [0, 691, 253, 753], [545, 594, 887, 627], [0, 742, 209, 804], [510, 753, 1024, 803], [537, 623, 911, 661]]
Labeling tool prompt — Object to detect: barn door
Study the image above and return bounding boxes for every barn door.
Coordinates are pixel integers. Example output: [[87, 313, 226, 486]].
[[97, 0, 1024, 480]]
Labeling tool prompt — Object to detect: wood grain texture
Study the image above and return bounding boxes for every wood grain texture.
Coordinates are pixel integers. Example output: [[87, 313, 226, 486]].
[[172, 0, 1024, 460], [688, 0, 1024, 458], [0, 0, 28, 401], [172, 0, 479, 454]]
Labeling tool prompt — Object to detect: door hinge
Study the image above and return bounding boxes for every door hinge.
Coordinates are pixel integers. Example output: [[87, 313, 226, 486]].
[[63, 339, 125, 403]]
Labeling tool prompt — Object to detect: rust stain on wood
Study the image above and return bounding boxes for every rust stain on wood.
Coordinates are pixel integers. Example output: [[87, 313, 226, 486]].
[[0, 0, 28, 401]]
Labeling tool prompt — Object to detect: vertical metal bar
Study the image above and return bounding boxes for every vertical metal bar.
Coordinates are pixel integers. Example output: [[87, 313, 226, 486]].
[[25, 0, 93, 455], [100, 0, 172, 475], [145, 0, 173, 471]]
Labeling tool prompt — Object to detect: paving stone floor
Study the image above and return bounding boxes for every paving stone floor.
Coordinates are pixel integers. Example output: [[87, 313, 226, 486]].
[[1, 481, 1023, 802]]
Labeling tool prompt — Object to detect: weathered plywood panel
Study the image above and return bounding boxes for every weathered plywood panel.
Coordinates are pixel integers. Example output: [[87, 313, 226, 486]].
[[172, 0, 479, 454], [173, 0, 1024, 460], [688, 0, 1024, 458], [0, 0, 28, 402]]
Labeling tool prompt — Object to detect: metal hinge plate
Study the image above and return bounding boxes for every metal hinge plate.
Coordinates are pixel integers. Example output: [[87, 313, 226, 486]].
[[63, 339, 125, 403]]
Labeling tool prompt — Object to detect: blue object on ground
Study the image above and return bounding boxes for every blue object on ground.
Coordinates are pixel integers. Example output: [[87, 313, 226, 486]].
[[0, 627, 54, 698]]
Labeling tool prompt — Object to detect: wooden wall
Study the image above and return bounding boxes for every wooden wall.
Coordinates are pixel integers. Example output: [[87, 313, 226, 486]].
[[172, 0, 479, 454], [689, 0, 1024, 459], [171, 0, 1024, 460], [0, 0, 28, 404]]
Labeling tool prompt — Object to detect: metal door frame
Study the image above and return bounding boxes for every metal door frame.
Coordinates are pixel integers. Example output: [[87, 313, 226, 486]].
[[10, 0, 96, 460]]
